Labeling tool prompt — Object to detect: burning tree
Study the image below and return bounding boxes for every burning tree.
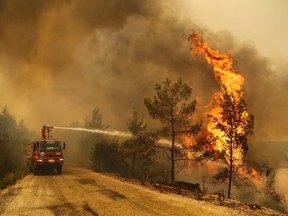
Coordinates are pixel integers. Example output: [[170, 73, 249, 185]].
[[187, 32, 255, 199], [144, 78, 202, 182], [209, 88, 254, 198]]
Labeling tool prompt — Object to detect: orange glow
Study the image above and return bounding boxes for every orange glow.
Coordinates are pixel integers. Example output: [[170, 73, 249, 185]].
[[250, 168, 262, 181], [186, 32, 248, 167], [181, 134, 195, 160], [188, 33, 244, 95], [245, 167, 265, 190], [180, 32, 261, 189]]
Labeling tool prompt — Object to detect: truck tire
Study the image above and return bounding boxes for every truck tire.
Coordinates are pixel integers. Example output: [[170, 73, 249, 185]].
[[57, 165, 62, 174], [26, 160, 33, 173], [33, 167, 38, 176]]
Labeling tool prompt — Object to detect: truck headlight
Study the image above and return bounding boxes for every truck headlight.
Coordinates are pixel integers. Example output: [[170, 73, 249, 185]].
[[37, 159, 43, 162]]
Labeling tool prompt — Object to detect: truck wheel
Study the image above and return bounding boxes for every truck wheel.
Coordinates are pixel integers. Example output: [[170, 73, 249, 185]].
[[26, 160, 33, 173], [57, 165, 62, 174], [33, 167, 38, 176]]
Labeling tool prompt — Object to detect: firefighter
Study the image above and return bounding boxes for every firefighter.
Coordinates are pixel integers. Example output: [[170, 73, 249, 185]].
[[42, 125, 46, 139]]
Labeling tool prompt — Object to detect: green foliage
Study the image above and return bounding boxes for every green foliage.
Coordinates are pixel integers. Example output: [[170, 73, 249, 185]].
[[79, 107, 109, 157], [79, 107, 128, 175], [144, 78, 200, 135], [84, 108, 107, 129], [0, 106, 34, 184], [120, 105, 157, 178], [144, 77, 201, 182], [90, 138, 128, 176], [120, 131, 157, 178], [0, 170, 26, 189], [127, 105, 147, 136]]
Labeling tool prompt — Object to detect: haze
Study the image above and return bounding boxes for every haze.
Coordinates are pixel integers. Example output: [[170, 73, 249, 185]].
[[188, 0, 288, 59], [0, 0, 287, 142]]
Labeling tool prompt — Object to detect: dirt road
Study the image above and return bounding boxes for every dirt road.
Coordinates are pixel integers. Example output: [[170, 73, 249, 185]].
[[0, 164, 284, 216]]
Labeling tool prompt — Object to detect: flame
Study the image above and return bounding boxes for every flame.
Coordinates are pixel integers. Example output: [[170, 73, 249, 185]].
[[250, 168, 262, 181], [243, 167, 265, 190], [186, 32, 248, 167], [181, 33, 267, 192], [188, 33, 244, 94], [181, 134, 195, 160]]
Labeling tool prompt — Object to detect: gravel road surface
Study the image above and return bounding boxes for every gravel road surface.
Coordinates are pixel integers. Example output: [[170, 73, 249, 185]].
[[0, 164, 284, 216]]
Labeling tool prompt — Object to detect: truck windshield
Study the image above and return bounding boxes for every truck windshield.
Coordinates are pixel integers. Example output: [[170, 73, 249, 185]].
[[40, 141, 62, 152]]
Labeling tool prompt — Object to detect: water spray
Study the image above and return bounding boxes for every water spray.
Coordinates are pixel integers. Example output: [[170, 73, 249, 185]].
[[53, 126, 172, 145], [53, 126, 132, 138]]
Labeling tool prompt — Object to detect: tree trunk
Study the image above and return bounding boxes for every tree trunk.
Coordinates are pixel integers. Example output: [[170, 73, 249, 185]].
[[171, 140, 175, 182], [131, 153, 136, 178], [228, 141, 233, 199], [171, 118, 175, 183]]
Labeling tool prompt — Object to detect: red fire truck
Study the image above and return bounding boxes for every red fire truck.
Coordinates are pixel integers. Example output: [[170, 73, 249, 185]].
[[27, 126, 66, 175]]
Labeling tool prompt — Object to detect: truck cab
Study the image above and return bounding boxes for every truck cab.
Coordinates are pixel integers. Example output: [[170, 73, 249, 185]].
[[27, 139, 65, 175]]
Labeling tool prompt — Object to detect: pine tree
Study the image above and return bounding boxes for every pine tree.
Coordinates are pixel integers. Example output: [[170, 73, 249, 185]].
[[144, 78, 201, 182]]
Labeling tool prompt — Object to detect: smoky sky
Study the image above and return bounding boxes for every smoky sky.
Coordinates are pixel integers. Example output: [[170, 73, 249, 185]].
[[0, 0, 287, 143]]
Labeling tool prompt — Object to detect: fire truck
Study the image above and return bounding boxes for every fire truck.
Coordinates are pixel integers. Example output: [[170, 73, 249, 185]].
[[27, 126, 66, 175]]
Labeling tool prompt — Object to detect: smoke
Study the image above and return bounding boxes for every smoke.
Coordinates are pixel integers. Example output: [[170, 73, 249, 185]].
[[0, 0, 216, 132], [1, 1, 288, 210], [0, 1, 288, 162], [275, 168, 288, 209]]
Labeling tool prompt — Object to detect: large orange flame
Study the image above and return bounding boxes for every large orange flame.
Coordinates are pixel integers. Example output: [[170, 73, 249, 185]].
[[189, 33, 245, 94], [187, 32, 248, 167], [180, 32, 265, 191]]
